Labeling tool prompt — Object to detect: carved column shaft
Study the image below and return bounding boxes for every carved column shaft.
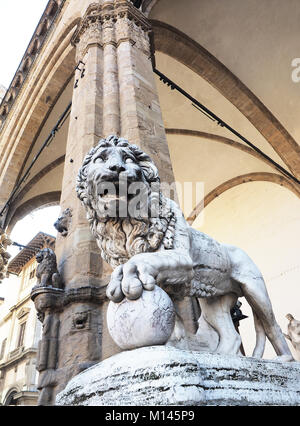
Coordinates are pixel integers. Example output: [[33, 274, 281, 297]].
[[58, 8, 105, 289], [49, 0, 194, 403], [102, 3, 121, 136], [114, 0, 175, 185]]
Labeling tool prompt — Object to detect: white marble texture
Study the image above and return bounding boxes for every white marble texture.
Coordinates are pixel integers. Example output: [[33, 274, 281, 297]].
[[107, 285, 175, 350], [56, 346, 300, 406], [77, 136, 293, 360]]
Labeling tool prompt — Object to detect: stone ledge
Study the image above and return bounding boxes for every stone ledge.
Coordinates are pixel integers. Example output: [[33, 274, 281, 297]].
[[56, 346, 300, 406]]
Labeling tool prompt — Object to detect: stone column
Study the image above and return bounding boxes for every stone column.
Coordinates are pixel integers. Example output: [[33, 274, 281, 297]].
[[52, 4, 108, 400], [102, 1, 121, 136], [114, 0, 174, 185], [39, 0, 198, 404]]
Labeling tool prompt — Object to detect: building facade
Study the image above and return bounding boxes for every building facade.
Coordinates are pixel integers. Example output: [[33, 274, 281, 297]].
[[0, 0, 299, 404], [0, 232, 55, 405]]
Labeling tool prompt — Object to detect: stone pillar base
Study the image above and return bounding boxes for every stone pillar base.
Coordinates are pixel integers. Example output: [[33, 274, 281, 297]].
[[56, 346, 300, 406]]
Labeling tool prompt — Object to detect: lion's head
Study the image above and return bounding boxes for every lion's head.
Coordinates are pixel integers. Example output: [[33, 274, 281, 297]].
[[76, 135, 160, 222], [76, 136, 176, 268]]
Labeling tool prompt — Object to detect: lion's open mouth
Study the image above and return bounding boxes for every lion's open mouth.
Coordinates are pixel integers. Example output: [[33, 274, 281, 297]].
[[97, 182, 128, 202], [93, 178, 152, 219]]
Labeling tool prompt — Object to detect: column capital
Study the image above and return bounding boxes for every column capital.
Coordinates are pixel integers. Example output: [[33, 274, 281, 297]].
[[71, 0, 152, 56]]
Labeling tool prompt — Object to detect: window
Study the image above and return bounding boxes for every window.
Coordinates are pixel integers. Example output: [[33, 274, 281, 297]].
[[0, 338, 6, 359], [21, 262, 36, 290], [17, 322, 26, 348]]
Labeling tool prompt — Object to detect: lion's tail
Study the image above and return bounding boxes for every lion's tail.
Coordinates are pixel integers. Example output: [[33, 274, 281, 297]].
[[251, 310, 266, 358]]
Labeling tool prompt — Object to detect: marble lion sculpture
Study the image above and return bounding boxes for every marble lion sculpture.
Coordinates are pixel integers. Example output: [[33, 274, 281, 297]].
[[76, 135, 293, 361]]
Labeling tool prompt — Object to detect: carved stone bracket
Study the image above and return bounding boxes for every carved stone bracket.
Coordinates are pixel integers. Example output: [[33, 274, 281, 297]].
[[31, 287, 64, 318], [53, 208, 72, 237]]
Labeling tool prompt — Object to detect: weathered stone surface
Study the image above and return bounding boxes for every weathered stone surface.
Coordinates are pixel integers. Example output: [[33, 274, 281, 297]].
[[56, 346, 300, 406], [107, 286, 175, 350]]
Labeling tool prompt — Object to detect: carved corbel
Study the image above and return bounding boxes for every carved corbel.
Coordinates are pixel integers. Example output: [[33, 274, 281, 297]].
[[54, 208, 72, 237]]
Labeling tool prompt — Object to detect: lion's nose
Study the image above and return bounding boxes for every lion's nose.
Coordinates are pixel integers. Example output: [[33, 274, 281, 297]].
[[108, 163, 126, 173]]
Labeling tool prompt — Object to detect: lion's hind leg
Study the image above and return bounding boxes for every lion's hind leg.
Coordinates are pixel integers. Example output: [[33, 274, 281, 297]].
[[240, 281, 293, 361], [199, 293, 242, 356], [227, 244, 294, 361]]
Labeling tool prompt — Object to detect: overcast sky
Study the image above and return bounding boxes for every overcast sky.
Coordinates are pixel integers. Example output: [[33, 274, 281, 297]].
[[0, 1, 49, 88]]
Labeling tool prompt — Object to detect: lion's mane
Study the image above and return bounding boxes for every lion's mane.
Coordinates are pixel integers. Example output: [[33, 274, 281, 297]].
[[76, 135, 176, 269]]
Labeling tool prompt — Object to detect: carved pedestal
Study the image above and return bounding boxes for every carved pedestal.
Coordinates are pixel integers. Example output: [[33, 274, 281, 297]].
[[56, 346, 300, 406]]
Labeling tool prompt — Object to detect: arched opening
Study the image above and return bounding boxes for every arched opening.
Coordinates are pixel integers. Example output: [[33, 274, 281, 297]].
[[194, 181, 300, 360], [150, 19, 300, 178], [4, 389, 18, 406], [6, 193, 61, 235]]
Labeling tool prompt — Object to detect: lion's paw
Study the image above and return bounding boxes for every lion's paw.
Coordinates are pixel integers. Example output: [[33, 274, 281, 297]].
[[106, 265, 126, 303], [106, 278, 125, 303], [121, 276, 143, 300]]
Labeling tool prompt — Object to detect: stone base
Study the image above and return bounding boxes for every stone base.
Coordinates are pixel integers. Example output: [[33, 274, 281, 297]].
[[56, 346, 300, 406]]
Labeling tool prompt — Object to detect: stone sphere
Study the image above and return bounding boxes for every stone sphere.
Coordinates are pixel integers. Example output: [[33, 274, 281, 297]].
[[107, 285, 175, 350]]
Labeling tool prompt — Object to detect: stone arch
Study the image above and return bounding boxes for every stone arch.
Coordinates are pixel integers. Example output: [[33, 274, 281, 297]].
[[3, 388, 19, 406], [142, 0, 160, 15], [187, 172, 300, 224], [151, 20, 300, 178], [165, 128, 278, 170], [6, 191, 61, 234], [0, 18, 79, 209], [4, 156, 65, 229]]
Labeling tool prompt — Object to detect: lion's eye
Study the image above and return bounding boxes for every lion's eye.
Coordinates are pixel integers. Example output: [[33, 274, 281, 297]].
[[94, 157, 104, 163], [125, 157, 134, 164]]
